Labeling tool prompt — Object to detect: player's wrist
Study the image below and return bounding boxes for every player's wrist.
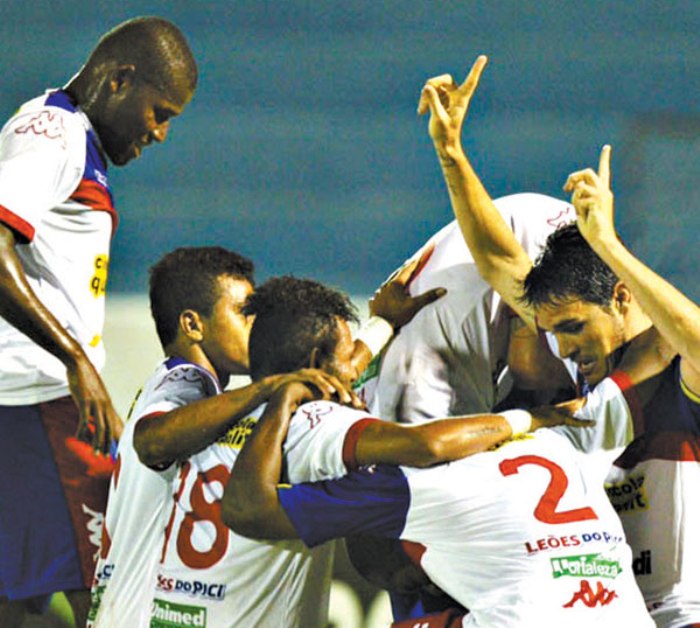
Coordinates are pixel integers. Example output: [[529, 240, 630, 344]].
[[355, 316, 394, 357], [498, 409, 533, 436]]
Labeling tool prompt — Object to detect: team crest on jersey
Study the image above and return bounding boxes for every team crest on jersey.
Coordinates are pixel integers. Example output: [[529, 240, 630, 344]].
[[605, 473, 648, 513], [90, 255, 109, 297], [217, 416, 257, 448], [15, 110, 67, 148]]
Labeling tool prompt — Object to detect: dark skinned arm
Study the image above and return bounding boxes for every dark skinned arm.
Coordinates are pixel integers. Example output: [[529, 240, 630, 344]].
[[0, 223, 122, 451], [134, 369, 355, 468]]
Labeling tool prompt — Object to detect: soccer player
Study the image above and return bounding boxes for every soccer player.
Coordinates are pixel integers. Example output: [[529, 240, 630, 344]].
[[153, 275, 587, 627], [0, 17, 197, 626], [359, 192, 576, 423], [419, 55, 700, 626], [222, 353, 662, 626], [90, 246, 446, 627]]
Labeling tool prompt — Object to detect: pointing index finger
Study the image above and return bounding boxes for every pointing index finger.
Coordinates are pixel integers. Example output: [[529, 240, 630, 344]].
[[598, 144, 612, 189]]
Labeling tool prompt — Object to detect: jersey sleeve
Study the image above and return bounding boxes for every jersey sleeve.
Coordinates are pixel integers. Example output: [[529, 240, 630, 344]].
[[283, 400, 380, 483], [0, 106, 85, 242], [130, 365, 219, 423], [278, 465, 410, 548]]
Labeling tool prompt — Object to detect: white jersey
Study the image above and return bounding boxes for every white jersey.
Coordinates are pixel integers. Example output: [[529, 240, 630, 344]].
[[0, 89, 117, 405], [153, 400, 378, 627], [604, 360, 700, 627], [279, 393, 652, 627], [360, 193, 575, 422], [89, 358, 222, 628]]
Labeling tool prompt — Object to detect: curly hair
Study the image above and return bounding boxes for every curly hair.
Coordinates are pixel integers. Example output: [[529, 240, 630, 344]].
[[149, 246, 254, 348], [521, 224, 619, 309], [243, 276, 359, 380]]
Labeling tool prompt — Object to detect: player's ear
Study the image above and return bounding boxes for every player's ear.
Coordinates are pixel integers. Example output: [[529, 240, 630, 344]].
[[108, 64, 136, 94], [180, 309, 204, 342], [612, 282, 632, 315]]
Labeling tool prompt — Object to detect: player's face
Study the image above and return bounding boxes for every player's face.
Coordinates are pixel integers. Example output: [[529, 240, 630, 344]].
[[318, 317, 358, 388], [535, 297, 626, 387], [96, 72, 193, 166], [200, 275, 255, 385]]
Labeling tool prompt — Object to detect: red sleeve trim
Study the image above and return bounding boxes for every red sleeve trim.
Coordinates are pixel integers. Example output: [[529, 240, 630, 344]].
[[0, 204, 35, 243], [609, 370, 645, 436], [342, 418, 381, 470], [70, 179, 119, 234]]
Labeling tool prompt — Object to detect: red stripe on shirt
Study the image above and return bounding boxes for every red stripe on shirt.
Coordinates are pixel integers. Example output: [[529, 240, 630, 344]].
[[342, 418, 380, 470], [0, 203, 35, 243], [70, 179, 119, 232]]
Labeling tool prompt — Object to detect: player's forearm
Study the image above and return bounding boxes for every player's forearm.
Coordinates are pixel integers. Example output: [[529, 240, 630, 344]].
[[355, 416, 511, 468], [134, 375, 286, 467], [592, 235, 700, 374], [221, 394, 296, 539], [0, 225, 86, 367], [435, 141, 536, 328]]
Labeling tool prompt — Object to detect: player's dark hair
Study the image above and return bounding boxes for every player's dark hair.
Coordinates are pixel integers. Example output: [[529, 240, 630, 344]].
[[149, 246, 254, 348], [88, 16, 198, 94], [521, 223, 619, 308], [243, 276, 359, 380]]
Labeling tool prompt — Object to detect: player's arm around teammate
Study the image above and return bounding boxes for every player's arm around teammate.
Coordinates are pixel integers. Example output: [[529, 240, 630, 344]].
[[221, 380, 591, 539], [564, 145, 700, 394]]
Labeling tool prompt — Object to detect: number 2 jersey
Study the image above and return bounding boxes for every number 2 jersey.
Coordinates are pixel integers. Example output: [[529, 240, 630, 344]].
[[152, 398, 379, 627], [278, 381, 653, 627]]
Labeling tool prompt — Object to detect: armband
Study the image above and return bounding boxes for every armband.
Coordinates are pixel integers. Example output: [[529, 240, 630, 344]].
[[499, 409, 533, 436], [355, 316, 394, 357]]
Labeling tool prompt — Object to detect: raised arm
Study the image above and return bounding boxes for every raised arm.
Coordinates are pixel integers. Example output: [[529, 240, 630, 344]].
[[564, 145, 700, 393], [0, 224, 122, 452], [418, 56, 536, 329]]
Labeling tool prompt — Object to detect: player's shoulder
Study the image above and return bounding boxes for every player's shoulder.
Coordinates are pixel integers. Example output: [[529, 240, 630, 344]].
[[2, 91, 88, 158]]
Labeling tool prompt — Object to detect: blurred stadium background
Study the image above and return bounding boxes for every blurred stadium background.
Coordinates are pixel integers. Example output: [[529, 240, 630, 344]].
[[5, 0, 700, 626]]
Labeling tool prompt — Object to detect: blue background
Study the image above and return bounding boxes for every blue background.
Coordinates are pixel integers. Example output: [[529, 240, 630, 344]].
[[2, 0, 699, 298]]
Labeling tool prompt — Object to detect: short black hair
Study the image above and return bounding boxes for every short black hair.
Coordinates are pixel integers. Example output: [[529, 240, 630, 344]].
[[522, 223, 619, 309], [88, 16, 198, 94], [243, 276, 359, 380], [149, 246, 254, 348]]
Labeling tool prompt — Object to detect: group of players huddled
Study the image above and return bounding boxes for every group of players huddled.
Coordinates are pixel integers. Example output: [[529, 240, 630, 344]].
[[0, 16, 697, 628]]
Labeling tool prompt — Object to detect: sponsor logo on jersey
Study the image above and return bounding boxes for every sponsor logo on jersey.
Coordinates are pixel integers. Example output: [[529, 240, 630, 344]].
[[632, 549, 652, 576], [82, 503, 105, 561], [156, 574, 226, 600], [301, 401, 334, 429], [87, 584, 106, 623], [563, 579, 618, 609], [16, 110, 66, 147], [550, 553, 622, 579], [216, 416, 257, 449], [605, 473, 648, 513], [525, 530, 624, 555], [90, 255, 109, 297], [151, 599, 207, 627]]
